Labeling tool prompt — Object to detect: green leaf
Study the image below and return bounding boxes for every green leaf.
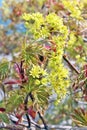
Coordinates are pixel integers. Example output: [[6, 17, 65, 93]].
[[37, 91, 49, 106], [0, 113, 9, 123], [0, 101, 5, 108], [0, 61, 9, 79], [6, 94, 23, 112]]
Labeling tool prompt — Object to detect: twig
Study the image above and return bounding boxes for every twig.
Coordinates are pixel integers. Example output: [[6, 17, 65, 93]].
[[0, 122, 27, 130], [23, 118, 46, 129], [37, 111, 48, 130], [24, 93, 31, 128], [29, 92, 48, 130], [63, 55, 80, 74], [24, 92, 48, 129]]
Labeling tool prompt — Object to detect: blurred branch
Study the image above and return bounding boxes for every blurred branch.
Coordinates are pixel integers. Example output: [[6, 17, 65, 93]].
[[37, 111, 48, 130], [24, 92, 31, 128], [0, 122, 27, 130], [29, 93, 48, 130], [63, 55, 80, 74]]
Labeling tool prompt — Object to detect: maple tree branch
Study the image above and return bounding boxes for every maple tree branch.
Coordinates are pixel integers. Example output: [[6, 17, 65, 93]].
[[37, 111, 48, 130], [0, 122, 27, 130], [63, 55, 80, 74], [24, 92, 31, 128], [29, 92, 48, 130]]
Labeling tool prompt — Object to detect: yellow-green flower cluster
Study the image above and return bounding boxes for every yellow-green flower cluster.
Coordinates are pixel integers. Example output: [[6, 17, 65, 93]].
[[30, 64, 47, 78], [35, 78, 48, 86], [68, 32, 77, 47], [61, 0, 83, 19], [23, 12, 49, 39], [23, 12, 70, 104], [47, 36, 69, 103], [46, 13, 63, 31], [67, 33, 86, 65], [48, 57, 69, 103], [30, 64, 48, 86], [22, 12, 68, 40]]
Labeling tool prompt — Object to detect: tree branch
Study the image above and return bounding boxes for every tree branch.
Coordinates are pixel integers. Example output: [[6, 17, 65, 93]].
[[28, 92, 48, 130], [63, 55, 80, 74], [37, 111, 48, 130], [24, 92, 31, 128], [0, 122, 27, 130]]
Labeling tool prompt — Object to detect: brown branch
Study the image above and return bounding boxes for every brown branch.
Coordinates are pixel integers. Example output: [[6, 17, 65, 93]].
[[0, 123, 27, 130], [28, 92, 48, 130], [24, 92, 31, 128], [63, 55, 80, 74], [37, 111, 48, 130]]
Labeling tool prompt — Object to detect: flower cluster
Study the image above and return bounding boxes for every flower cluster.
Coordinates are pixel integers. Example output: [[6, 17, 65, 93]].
[[61, 0, 83, 19], [30, 64, 47, 78], [22, 12, 70, 103], [23, 12, 49, 39], [22, 12, 68, 40]]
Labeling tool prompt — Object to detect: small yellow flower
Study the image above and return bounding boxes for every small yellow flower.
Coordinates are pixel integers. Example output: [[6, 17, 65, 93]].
[[41, 78, 47, 85], [30, 65, 47, 78], [30, 65, 40, 78], [35, 79, 40, 85], [76, 55, 80, 59], [82, 57, 86, 60], [40, 69, 47, 76]]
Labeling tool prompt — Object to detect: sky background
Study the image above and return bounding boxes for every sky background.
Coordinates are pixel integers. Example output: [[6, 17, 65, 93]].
[[0, 0, 2, 7], [0, 0, 26, 34]]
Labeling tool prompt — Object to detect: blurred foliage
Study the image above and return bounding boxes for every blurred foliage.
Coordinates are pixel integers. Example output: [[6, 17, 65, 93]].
[[0, 0, 87, 128], [0, 60, 9, 80], [72, 108, 87, 126]]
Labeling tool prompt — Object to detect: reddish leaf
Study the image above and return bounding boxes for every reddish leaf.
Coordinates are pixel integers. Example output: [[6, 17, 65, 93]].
[[0, 108, 6, 112], [15, 113, 23, 124], [14, 63, 20, 75], [46, 0, 56, 8], [4, 79, 22, 85], [44, 45, 51, 50], [14, 62, 28, 83], [83, 64, 87, 77], [16, 113, 22, 119], [28, 106, 36, 119], [84, 95, 87, 101]]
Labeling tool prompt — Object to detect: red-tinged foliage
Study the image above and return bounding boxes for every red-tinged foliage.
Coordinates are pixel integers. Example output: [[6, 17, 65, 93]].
[[14, 61, 25, 79], [14, 61, 28, 83], [83, 95, 87, 101], [15, 104, 25, 124], [83, 64, 87, 77], [46, 0, 56, 8], [4, 79, 22, 85], [28, 106, 36, 119], [44, 45, 51, 50], [13, 8, 22, 17], [0, 108, 6, 112], [74, 45, 83, 53], [44, 43, 56, 52], [15, 113, 24, 125], [4, 61, 28, 85], [45, 0, 65, 10], [56, 3, 64, 9]]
